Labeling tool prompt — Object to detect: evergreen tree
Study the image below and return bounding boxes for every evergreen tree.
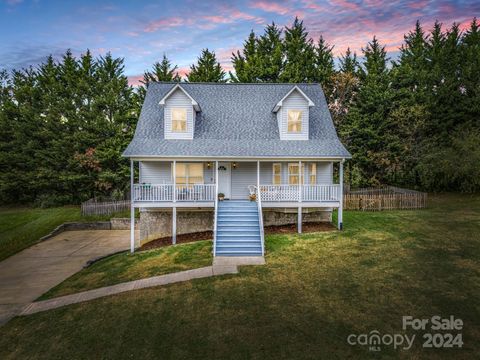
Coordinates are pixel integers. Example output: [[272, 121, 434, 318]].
[[343, 37, 394, 185], [339, 47, 359, 74], [280, 18, 316, 82], [257, 22, 284, 82], [142, 54, 180, 86], [187, 49, 226, 82], [231, 31, 260, 82], [314, 35, 335, 93], [460, 18, 480, 130]]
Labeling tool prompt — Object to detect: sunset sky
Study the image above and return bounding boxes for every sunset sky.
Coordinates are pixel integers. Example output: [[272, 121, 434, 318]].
[[0, 0, 478, 85]]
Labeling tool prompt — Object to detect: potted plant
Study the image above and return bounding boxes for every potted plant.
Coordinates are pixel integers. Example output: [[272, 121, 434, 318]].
[[249, 193, 256, 201], [218, 193, 225, 201]]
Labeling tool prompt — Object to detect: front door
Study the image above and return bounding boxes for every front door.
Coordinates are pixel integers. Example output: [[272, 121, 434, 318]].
[[217, 162, 232, 199]]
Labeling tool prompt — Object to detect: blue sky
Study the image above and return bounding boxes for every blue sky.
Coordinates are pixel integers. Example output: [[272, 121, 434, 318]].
[[0, 0, 478, 85]]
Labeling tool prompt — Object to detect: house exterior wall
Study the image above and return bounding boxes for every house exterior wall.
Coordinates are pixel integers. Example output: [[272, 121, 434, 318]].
[[231, 162, 256, 199], [164, 88, 195, 140], [139, 161, 214, 184], [278, 89, 309, 140], [138, 160, 333, 192], [257, 161, 333, 185]]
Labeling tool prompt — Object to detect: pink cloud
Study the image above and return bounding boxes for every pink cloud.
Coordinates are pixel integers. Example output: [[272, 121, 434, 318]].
[[329, 0, 361, 11], [302, 0, 326, 11], [250, 1, 291, 15], [127, 75, 143, 87], [144, 17, 188, 33]]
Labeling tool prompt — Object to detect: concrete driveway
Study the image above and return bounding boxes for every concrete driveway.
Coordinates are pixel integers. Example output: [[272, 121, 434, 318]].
[[0, 230, 133, 325]]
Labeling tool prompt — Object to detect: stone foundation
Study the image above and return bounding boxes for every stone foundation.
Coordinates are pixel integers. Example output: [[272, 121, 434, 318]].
[[140, 209, 213, 245], [139, 208, 332, 245], [263, 209, 332, 226]]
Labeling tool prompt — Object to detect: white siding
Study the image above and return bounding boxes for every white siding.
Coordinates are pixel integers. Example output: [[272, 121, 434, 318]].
[[164, 89, 194, 140], [316, 162, 333, 184], [278, 90, 309, 140], [139, 161, 172, 184], [231, 162, 257, 199], [139, 161, 214, 184], [257, 162, 333, 185]]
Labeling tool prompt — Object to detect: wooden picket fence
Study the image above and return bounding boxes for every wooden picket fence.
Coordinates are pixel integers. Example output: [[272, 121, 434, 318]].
[[344, 186, 427, 211], [81, 198, 131, 216]]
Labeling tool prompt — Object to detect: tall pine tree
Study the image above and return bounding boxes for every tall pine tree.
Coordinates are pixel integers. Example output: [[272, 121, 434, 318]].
[[280, 18, 316, 82], [187, 49, 226, 82]]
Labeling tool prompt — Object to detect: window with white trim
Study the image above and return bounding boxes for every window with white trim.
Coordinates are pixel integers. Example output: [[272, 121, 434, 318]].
[[288, 163, 306, 185], [175, 163, 203, 188], [171, 108, 187, 132], [309, 163, 317, 184], [273, 163, 281, 185], [287, 110, 302, 133]]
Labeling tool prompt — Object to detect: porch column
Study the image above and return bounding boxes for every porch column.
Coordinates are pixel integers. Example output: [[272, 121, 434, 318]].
[[257, 161, 260, 190], [172, 160, 176, 203], [172, 207, 177, 244], [298, 207, 302, 233], [130, 159, 135, 253], [298, 161, 302, 202], [338, 159, 344, 230]]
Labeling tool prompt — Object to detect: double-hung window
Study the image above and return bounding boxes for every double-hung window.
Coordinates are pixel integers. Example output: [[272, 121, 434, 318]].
[[288, 163, 306, 185], [309, 163, 317, 184], [287, 110, 302, 133], [175, 163, 204, 188], [273, 163, 282, 185], [171, 108, 187, 132]]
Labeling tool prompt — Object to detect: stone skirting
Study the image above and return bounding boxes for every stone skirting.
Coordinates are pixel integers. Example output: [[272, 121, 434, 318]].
[[140, 209, 214, 245], [139, 208, 332, 245]]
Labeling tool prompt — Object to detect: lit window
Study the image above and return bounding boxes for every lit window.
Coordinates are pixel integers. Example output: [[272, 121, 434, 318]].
[[309, 163, 317, 184], [288, 163, 306, 185], [172, 108, 187, 132], [175, 163, 203, 187], [287, 110, 302, 133], [273, 163, 281, 185]]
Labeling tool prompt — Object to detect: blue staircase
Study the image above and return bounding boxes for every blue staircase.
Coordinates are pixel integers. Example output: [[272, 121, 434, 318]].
[[215, 200, 263, 256]]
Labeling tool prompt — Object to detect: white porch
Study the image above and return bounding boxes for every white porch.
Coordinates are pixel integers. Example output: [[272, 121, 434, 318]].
[[129, 159, 345, 254]]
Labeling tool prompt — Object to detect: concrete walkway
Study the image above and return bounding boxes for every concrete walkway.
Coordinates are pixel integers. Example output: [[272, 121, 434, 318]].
[[21, 265, 239, 315], [20, 256, 264, 316], [0, 230, 132, 325]]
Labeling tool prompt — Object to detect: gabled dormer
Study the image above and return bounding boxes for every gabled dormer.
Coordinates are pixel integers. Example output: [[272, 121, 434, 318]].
[[273, 86, 314, 140], [159, 84, 200, 140]]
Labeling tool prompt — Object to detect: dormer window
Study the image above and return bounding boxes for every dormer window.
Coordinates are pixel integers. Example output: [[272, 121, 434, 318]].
[[287, 110, 302, 133], [172, 108, 187, 132]]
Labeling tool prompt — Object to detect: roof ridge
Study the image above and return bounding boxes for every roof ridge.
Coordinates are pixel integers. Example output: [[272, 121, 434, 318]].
[[150, 82, 321, 86]]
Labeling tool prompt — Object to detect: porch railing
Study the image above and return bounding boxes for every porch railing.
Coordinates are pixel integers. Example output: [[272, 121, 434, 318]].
[[133, 184, 215, 202], [259, 184, 340, 202]]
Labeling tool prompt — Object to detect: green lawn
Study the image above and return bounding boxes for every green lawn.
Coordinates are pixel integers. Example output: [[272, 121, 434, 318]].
[[40, 240, 213, 300], [0, 207, 128, 262], [1, 194, 479, 359]]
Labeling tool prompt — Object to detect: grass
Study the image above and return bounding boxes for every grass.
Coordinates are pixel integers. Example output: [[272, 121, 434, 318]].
[[0, 206, 126, 261], [40, 240, 213, 300], [1, 194, 479, 359]]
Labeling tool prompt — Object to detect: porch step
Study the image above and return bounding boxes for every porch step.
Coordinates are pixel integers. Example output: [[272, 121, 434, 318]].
[[215, 200, 263, 257]]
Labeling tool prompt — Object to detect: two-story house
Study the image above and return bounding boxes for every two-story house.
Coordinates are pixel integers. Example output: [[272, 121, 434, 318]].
[[123, 83, 351, 257]]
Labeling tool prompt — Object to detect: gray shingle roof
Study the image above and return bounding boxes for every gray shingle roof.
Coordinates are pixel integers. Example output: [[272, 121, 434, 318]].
[[123, 82, 351, 158]]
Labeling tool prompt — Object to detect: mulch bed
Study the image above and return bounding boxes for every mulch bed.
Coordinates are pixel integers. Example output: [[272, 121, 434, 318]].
[[139, 222, 336, 251], [139, 231, 213, 251], [265, 222, 336, 234]]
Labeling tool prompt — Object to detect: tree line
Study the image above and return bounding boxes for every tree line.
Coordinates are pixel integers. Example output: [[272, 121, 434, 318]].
[[1, 18, 479, 206]]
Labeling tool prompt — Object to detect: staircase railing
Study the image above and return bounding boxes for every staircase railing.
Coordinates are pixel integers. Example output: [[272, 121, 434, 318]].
[[255, 186, 265, 256], [213, 182, 219, 257]]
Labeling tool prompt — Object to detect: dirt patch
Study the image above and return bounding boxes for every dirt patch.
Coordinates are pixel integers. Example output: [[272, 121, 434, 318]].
[[140, 222, 336, 251], [139, 231, 213, 251], [265, 222, 336, 234]]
